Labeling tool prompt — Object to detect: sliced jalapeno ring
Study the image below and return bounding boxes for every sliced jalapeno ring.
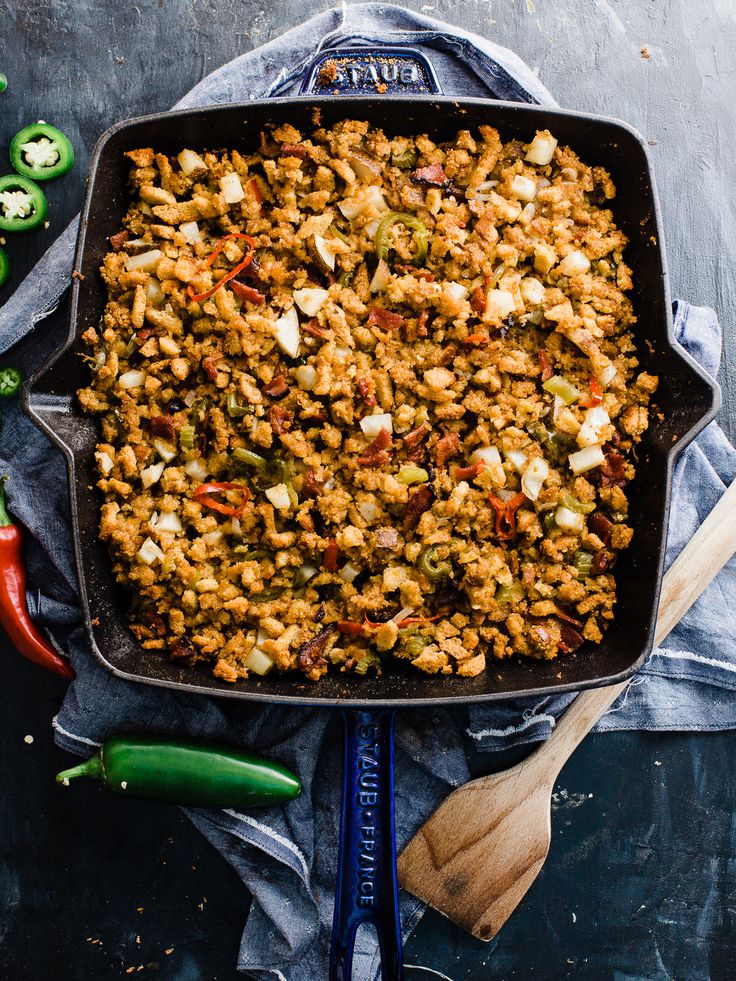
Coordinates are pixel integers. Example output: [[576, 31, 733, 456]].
[[0, 246, 8, 288], [0, 175, 47, 233], [0, 74, 7, 94], [10, 122, 75, 182], [0, 366, 22, 398]]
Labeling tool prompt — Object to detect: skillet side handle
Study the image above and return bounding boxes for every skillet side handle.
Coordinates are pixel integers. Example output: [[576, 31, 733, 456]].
[[300, 46, 442, 96], [330, 708, 403, 981]]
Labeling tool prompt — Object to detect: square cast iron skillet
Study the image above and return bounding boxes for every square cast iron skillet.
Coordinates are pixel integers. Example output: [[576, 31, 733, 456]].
[[24, 88, 719, 980]]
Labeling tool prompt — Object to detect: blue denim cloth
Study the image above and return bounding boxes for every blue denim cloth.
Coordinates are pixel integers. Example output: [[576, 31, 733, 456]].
[[1, 5, 734, 979]]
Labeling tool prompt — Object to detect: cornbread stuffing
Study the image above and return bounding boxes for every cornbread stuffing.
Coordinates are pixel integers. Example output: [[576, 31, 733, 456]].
[[78, 120, 657, 681]]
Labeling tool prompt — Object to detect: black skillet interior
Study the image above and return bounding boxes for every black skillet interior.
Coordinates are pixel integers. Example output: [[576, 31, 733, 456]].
[[25, 96, 719, 707]]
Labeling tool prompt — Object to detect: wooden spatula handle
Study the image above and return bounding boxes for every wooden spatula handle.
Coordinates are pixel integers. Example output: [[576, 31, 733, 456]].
[[549, 474, 736, 766]]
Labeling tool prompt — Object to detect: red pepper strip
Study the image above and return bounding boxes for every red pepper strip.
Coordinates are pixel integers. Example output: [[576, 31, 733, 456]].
[[539, 349, 553, 382], [463, 332, 490, 346], [364, 611, 445, 630], [337, 620, 363, 636], [249, 177, 263, 215], [488, 492, 527, 540], [187, 233, 256, 304], [554, 608, 584, 628], [0, 479, 75, 679], [230, 280, 266, 305], [581, 376, 604, 408], [323, 540, 339, 573], [453, 462, 484, 481], [192, 482, 250, 517]]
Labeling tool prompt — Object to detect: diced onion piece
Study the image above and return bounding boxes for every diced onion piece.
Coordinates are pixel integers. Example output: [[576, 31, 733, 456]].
[[468, 179, 498, 201], [469, 445, 505, 484], [203, 529, 222, 547], [138, 537, 165, 565], [293, 287, 329, 316], [358, 501, 379, 523], [348, 151, 382, 180], [158, 336, 180, 357], [177, 149, 206, 175], [295, 364, 316, 391], [370, 259, 391, 293], [179, 220, 200, 244], [568, 444, 606, 475], [511, 175, 537, 201], [521, 457, 550, 501], [295, 563, 319, 586], [323, 477, 336, 492], [444, 281, 469, 303], [183, 389, 197, 408], [599, 363, 617, 386], [312, 233, 337, 271], [125, 249, 162, 273], [338, 562, 361, 584], [185, 458, 208, 481], [558, 250, 590, 277], [95, 451, 114, 475], [337, 198, 363, 221], [141, 461, 165, 488], [391, 607, 415, 625], [543, 375, 580, 405], [156, 511, 182, 534], [119, 369, 146, 389], [246, 646, 274, 676], [364, 218, 381, 239], [526, 131, 558, 166], [577, 406, 611, 448], [520, 202, 536, 222], [334, 345, 351, 361], [274, 307, 300, 358], [146, 278, 165, 305], [338, 186, 388, 220], [360, 413, 393, 439], [505, 449, 528, 473], [265, 483, 291, 511], [153, 438, 177, 463], [219, 172, 244, 203], [554, 506, 585, 533], [552, 394, 564, 423], [483, 289, 516, 323], [520, 276, 545, 306]]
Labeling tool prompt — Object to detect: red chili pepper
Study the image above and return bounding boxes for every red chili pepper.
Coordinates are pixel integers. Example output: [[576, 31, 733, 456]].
[[192, 482, 249, 517], [470, 287, 486, 315], [488, 492, 527, 540], [0, 478, 74, 679], [337, 620, 363, 635], [453, 462, 484, 481], [463, 332, 490, 346], [323, 540, 340, 573], [538, 349, 553, 381], [187, 233, 255, 304], [364, 611, 445, 630], [230, 280, 266, 305]]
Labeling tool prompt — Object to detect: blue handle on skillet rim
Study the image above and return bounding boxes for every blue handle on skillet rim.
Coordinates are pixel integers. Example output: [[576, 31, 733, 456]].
[[301, 44, 442, 979]]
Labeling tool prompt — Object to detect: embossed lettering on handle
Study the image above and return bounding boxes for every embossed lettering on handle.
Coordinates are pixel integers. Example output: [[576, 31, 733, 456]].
[[301, 46, 442, 96], [330, 709, 403, 981]]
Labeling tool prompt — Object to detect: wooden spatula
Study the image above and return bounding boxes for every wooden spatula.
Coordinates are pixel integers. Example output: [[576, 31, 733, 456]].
[[398, 477, 736, 941]]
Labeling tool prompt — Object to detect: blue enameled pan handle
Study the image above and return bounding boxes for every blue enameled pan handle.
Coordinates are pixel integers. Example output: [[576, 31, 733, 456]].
[[330, 709, 402, 981]]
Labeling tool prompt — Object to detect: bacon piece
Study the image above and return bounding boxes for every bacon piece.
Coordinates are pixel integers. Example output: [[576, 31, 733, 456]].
[[231, 280, 266, 305], [140, 610, 167, 638], [109, 230, 129, 252], [303, 468, 324, 499], [368, 307, 404, 331], [453, 462, 484, 481], [435, 432, 461, 468], [591, 551, 613, 575], [394, 264, 435, 282], [303, 318, 329, 339], [412, 162, 449, 187], [600, 449, 627, 488], [280, 143, 308, 159], [554, 608, 584, 628], [438, 343, 458, 367], [169, 636, 195, 662], [201, 354, 222, 382], [403, 484, 436, 532], [403, 423, 431, 449], [150, 414, 176, 440], [539, 349, 553, 381], [358, 427, 393, 467], [323, 540, 339, 572], [558, 622, 585, 653], [417, 311, 430, 337], [374, 527, 400, 550], [267, 405, 292, 435], [263, 374, 289, 399], [357, 377, 377, 407], [297, 622, 338, 672], [588, 511, 613, 544], [470, 287, 486, 316]]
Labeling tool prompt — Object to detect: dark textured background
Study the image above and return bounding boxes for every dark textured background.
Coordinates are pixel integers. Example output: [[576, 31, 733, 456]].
[[1, 2, 735, 979]]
